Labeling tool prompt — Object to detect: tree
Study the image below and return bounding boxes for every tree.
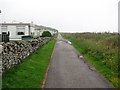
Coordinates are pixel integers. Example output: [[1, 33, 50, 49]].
[[42, 31, 51, 37]]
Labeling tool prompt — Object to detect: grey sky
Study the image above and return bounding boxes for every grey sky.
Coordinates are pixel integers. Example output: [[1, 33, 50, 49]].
[[0, 0, 119, 32]]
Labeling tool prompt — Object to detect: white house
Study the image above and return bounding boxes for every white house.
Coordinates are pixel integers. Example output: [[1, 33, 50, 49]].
[[34, 25, 42, 37], [34, 25, 57, 37], [0, 22, 35, 40], [0, 22, 58, 41]]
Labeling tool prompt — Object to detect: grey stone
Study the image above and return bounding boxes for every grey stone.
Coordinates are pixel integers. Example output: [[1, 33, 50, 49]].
[[1, 37, 51, 73]]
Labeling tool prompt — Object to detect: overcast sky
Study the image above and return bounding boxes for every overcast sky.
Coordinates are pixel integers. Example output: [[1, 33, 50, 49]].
[[0, 0, 119, 32]]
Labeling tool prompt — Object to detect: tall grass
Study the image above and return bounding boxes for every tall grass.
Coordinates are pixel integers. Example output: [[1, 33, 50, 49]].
[[62, 33, 119, 88]]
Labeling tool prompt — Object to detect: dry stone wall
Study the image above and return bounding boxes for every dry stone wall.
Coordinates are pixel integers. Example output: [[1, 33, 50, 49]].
[[1, 37, 51, 73]]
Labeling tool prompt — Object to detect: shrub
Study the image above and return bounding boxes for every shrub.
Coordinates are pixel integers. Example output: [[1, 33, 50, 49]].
[[42, 31, 51, 37]]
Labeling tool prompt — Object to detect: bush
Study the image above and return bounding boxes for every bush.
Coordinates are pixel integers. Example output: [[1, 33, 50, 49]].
[[42, 31, 51, 37]]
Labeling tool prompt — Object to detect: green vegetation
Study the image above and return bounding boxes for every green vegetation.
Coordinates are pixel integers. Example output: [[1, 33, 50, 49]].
[[42, 31, 51, 37], [62, 33, 119, 88], [54, 33, 58, 38], [2, 40, 56, 88]]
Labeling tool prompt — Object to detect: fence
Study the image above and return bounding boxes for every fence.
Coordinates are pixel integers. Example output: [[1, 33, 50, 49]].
[[0, 34, 2, 42], [2, 34, 9, 42]]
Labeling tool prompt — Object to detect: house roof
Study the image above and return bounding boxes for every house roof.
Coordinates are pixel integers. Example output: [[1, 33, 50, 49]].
[[1, 22, 35, 26], [1, 22, 58, 32]]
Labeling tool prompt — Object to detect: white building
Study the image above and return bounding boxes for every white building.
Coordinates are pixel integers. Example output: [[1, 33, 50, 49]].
[[34, 25, 42, 37], [34, 25, 58, 37], [0, 22, 58, 41], [0, 22, 35, 40]]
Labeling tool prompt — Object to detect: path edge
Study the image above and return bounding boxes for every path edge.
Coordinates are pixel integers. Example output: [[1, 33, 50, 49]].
[[41, 39, 57, 89], [72, 45, 115, 88]]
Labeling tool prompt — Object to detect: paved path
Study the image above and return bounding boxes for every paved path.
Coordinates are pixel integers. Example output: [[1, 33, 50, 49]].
[[44, 34, 113, 88]]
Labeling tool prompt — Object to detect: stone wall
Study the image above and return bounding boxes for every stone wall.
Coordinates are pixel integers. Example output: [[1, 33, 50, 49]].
[[1, 37, 51, 73]]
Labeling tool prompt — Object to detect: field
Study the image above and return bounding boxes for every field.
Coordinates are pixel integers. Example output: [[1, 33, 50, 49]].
[[62, 33, 119, 88], [2, 39, 56, 88]]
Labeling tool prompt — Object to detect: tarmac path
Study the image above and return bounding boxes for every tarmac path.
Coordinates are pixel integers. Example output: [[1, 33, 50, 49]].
[[44, 34, 113, 88]]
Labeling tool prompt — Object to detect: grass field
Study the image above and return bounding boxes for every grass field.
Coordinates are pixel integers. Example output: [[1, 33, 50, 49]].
[[2, 39, 56, 88], [62, 33, 119, 88]]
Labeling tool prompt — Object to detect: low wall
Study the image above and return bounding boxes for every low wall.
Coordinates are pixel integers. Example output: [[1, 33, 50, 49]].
[[1, 37, 51, 73]]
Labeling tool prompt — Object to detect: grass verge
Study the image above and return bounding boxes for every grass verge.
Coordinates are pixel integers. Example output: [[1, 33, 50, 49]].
[[2, 40, 56, 88]]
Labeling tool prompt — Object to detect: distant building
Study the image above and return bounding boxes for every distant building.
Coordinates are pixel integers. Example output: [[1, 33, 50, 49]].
[[112, 32, 119, 34], [34, 25, 58, 36], [0, 22, 58, 41], [34, 25, 42, 37]]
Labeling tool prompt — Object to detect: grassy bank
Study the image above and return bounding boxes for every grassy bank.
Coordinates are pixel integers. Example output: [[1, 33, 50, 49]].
[[62, 33, 119, 88], [2, 39, 56, 88]]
